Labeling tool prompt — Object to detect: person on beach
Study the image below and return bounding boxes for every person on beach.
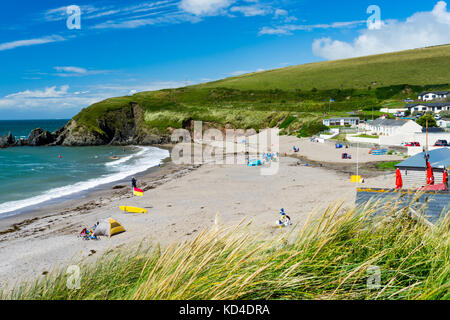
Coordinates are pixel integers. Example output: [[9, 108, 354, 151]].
[[131, 177, 137, 190], [277, 208, 292, 227]]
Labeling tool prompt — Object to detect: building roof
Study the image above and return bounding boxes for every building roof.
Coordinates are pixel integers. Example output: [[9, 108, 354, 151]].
[[406, 102, 450, 109], [325, 117, 360, 121], [422, 127, 444, 133], [369, 118, 408, 127], [396, 147, 450, 169], [418, 91, 450, 96]]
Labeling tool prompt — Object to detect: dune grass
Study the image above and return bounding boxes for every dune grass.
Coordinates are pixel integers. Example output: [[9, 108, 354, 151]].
[[2, 199, 448, 300]]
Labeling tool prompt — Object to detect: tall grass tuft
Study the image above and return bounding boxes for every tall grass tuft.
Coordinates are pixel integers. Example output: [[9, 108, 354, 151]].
[[2, 201, 449, 300]]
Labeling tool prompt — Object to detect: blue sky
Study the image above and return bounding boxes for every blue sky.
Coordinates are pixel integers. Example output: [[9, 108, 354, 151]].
[[0, 0, 449, 119]]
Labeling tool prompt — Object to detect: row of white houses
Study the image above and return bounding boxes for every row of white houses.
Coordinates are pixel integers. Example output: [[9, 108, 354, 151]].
[[406, 102, 450, 114], [418, 91, 450, 102]]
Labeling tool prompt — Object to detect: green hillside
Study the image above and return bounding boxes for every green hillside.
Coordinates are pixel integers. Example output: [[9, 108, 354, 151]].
[[68, 45, 450, 143], [200, 44, 450, 90]]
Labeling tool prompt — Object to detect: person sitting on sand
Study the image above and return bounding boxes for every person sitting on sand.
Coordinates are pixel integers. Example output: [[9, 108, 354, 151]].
[[276, 208, 292, 227]]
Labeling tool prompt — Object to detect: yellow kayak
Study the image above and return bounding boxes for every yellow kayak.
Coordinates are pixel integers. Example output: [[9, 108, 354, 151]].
[[119, 206, 148, 214]]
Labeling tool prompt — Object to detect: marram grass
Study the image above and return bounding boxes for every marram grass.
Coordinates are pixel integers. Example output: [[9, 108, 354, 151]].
[[2, 200, 449, 300]]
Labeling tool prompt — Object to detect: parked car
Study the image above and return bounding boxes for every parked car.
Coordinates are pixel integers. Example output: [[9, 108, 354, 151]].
[[434, 114, 442, 120], [434, 140, 449, 146], [403, 142, 421, 147]]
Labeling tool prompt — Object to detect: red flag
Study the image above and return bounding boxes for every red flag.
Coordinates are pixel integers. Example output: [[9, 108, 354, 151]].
[[133, 187, 144, 196], [395, 168, 403, 189], [426, 162, 434, 185]]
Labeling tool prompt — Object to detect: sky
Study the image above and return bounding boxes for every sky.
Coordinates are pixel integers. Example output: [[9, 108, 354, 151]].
[[0, 0, 449, 119]]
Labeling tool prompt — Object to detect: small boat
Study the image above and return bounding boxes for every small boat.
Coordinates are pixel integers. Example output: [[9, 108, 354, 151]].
[[110, 156, 119, 160]]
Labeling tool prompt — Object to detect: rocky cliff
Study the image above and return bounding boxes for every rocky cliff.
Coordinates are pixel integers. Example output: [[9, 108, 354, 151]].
[[0, 103, 172, 149], [54, 103, 171, 146]]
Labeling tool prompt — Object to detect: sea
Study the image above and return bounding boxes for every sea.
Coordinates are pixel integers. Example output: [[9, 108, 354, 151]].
[[0, 120, 170, 218]]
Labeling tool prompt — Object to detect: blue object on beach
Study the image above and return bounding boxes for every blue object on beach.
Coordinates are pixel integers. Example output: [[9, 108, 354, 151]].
[[248, 160, 262, 167], [336, 144, 343, 149], [372, 149, 387, 155]]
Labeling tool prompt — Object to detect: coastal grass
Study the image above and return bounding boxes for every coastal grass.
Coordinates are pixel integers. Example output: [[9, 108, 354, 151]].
[[354, 134, 379, 139], [3, 200, 449, 300], [377, 161, 402, 170]]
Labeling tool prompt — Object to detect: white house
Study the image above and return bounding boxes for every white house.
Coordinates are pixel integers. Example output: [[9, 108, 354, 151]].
[[437, 118, 450, 130], [418, 91, 450, 101], [322, 117, 360, 127], [379, 107, 407, 114], [406, 102, 450, 114], [365, 119, 422, 136]]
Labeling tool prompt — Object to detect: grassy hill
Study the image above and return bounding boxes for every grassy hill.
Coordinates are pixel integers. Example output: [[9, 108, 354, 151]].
[[68, 45, 450, 143], [199, 44, 450, 91]]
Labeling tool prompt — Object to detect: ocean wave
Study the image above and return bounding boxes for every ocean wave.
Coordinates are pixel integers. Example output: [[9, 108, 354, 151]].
[[0, 146, 169, 216]]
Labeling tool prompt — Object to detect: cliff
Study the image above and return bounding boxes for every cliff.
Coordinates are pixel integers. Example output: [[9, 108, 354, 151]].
[[54, 103, 171, 146]]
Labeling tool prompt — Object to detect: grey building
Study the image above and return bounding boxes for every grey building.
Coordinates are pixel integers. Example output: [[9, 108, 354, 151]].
[[395, 148, 450, 188]]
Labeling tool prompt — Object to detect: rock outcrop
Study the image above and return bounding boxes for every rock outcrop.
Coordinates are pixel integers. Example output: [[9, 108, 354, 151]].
[[0, 132, 15, 148], [27, 128, 56, 146]]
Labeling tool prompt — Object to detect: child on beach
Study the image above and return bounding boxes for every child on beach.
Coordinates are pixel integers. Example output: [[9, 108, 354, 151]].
[[276, 208, 292, 228]]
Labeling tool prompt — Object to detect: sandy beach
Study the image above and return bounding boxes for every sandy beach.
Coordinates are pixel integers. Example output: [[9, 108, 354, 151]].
[[0, 134, 399, 288]]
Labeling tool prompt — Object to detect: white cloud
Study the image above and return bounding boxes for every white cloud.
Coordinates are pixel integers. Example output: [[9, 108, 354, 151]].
[[91, 10, 199, 29], [179, 0, 235, 16], [274, 9, 288, 17], [0, 35, 65, 51], [42, 5, 100, 22], [53, 66, 109, 77], [313, 1, 450, 60], [230, 5, 272, 17], [6, 85, 69, 98], [0, 85, 108, 112], [0, 81, 196, 112], [54, 66, 87, 74], [259, 20, 364, 35]]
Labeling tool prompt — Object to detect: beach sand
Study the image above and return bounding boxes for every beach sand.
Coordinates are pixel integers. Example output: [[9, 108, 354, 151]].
[[0, 133, 397, 288]]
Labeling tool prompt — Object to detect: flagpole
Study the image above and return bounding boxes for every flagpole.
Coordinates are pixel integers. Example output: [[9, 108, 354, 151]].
[[356, 141, 359, 187], [426, 118, 429, 185]]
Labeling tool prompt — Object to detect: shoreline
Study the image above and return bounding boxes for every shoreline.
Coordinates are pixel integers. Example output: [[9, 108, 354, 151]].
[[0, 144, 173, 221], [0, 135, 398, 287], [0, 136, 399, 237]]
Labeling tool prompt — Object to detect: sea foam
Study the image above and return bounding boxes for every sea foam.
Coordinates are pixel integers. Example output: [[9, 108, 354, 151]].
[[0, 146, 169, 216]]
